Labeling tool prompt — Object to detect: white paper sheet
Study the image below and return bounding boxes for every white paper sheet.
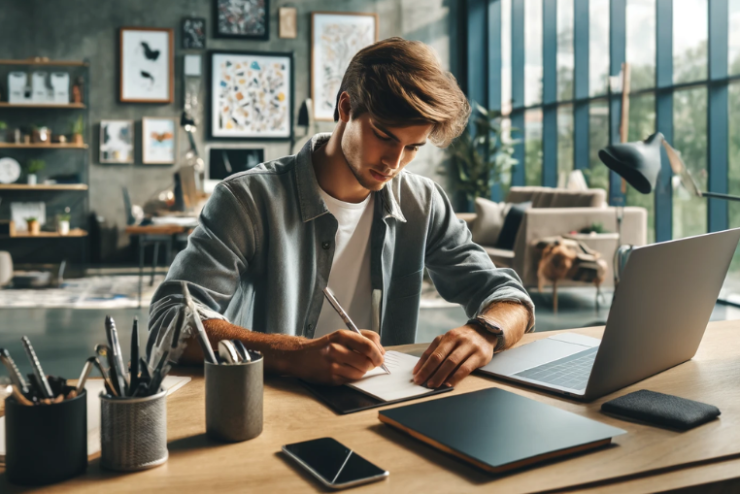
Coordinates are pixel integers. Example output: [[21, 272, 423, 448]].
[[0, 376, 191, 461], [347, 351, 435, 402]]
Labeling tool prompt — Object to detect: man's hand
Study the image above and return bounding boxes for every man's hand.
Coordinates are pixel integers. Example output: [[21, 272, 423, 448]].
[[288, 330, 385, 385], [412, 324, 496, 388]]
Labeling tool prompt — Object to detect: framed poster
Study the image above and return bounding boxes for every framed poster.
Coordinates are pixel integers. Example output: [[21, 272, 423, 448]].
[[100, 120, 134, 164], [182, 17, 206, 49], [311, 12, 378, 121], [142, 117, 177, 164], [279, 7, 297, 38], [208, 51, 293, 140], [214, 0, 269, 40], [119, 27, 174, 103]]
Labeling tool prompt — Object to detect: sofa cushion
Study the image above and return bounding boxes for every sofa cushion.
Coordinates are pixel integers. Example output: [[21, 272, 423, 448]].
[[483, 246, 514, 268], [495, 201, 531, 250], [531, 189, 606, 208], [505, 186, 548, 204], [471, 198, 511, 246]]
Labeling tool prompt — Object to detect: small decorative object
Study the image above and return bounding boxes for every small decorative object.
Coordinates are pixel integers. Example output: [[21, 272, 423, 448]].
[[22, 134, 31, 144], [13, 128, 21, 143], [182, 17, 206, 49], [26, 217, 40, 235], [279, 7, 297, 39], [31, 71, 50, 103], [142, 117, 176, 164], [71, 115, 84, 145], [311, 12, 378, 121], [31, 125, 51, 145], [50, 72, 70, 104], [8, 72, 29, 104], [209, 51, 293, 139], [26, 159, 45, 185], [11, 202, 46, 232], [120, 27, 174, 103], [184, 54, 202, 76], [57, 207, 71, 236], [55, 135, 67, 144], [214, 0, 269, 40], [0, 157, 21, 184], [71, 76, 84, 104], [100, 120, 134, 164], [0, 121, 6, 142]]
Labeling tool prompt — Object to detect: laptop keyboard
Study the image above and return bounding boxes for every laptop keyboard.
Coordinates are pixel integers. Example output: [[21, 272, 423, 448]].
[[514, 347, 598, 391]]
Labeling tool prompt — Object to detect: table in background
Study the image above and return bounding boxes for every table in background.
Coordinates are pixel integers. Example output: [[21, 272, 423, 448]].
[[3, 320, 740, 493]]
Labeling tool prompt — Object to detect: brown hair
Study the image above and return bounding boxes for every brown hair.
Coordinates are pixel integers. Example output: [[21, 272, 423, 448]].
[[333, 37, 470, 147]]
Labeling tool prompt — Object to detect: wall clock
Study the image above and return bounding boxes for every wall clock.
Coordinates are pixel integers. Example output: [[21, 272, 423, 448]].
[[0, 157, 21, 184]]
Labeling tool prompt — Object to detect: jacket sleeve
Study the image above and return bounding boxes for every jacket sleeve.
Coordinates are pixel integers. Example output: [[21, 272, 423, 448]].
[[146, 182, 257, 364], [424, 183, 535, 331]]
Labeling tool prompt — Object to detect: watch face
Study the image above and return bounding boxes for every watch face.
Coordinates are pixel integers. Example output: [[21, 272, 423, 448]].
[[0, 157, 21, 184]]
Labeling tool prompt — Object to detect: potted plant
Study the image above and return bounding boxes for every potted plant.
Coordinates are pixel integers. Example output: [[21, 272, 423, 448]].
[[25, 217, 40, 235], [57, 207, 71, 235], [447, 103, 519, 209], [31, 124, 51, 145], [26, 159, 45, 185], [71, 115, 84, 145], [0, 121, 7, 143]]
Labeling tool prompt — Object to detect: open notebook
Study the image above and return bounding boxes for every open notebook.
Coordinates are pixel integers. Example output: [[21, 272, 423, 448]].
[[347, 351, 441, 402]]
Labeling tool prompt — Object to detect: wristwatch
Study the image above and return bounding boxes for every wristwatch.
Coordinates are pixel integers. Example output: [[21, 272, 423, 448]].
[[467, 315, 506, 352]]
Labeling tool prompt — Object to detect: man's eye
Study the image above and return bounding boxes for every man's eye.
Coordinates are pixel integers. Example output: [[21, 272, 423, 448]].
[[407, 146, 419, 152], [374, 131, 391, 141]]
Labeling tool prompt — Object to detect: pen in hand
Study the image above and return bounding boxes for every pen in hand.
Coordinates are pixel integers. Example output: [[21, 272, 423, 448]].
[[322, 287, 390, 375]]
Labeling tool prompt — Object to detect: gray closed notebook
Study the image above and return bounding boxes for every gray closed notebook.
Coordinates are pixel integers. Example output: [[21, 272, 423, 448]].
[[379, 387, 626, 473]]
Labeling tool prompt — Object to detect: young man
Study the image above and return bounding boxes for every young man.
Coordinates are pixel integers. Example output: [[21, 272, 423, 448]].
[[147, 37, 534, 389]]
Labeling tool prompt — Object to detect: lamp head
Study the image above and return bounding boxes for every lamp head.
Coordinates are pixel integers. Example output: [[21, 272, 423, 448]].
[[598, 132, 663, 194]]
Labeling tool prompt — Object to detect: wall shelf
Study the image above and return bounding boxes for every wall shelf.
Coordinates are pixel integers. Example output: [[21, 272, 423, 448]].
[[2, 228, 88, 238], [0, 143, 88, 149], [0, 102, 86, 109], [0, 184, 88, 191], [0, 59, 88, 67]]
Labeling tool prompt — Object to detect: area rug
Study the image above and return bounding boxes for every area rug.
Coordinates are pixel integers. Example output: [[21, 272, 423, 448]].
[[0, 275, 166, 309]]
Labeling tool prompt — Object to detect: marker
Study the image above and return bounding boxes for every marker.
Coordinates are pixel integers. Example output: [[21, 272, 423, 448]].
[[21, 336, 54, 399]]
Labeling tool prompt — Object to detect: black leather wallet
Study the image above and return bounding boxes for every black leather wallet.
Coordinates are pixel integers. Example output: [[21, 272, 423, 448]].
[[601, 390, 720, 430]]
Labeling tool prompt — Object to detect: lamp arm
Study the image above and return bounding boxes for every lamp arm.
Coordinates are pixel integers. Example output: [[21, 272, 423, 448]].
[[700, 191, 740, 202]]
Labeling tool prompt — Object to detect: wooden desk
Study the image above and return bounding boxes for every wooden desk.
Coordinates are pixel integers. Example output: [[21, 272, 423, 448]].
[[3, 320, 740, 493]]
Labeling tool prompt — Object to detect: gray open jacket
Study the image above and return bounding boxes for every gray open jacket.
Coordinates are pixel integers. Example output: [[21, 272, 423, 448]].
[[147, 134, 534, 364]]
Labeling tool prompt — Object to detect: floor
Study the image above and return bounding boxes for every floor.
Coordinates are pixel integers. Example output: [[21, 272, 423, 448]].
[[1, 286, 739, 381]]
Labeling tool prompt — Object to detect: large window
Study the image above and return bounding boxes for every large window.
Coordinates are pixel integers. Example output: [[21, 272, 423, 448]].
[[626, 0, 655, 90], [626, 94, 656, 244], [525, 109, 543, 186]]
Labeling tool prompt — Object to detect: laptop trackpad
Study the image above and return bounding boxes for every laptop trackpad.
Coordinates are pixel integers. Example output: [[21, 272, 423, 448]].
[[480, 333, 601, 376]]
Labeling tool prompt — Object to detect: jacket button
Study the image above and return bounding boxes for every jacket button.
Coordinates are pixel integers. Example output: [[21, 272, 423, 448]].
[[322, 241, 330, 250], [307, 324, 313, 331]]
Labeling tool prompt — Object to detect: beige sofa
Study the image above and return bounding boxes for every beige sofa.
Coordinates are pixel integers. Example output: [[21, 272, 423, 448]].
[[460, 186, 647, 288]]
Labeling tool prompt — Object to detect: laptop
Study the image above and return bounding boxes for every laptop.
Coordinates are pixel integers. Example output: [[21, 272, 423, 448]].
[[480, 228, 740, 401]]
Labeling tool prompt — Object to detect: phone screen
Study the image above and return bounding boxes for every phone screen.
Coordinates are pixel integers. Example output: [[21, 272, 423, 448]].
[[283, 437, 388, 487]]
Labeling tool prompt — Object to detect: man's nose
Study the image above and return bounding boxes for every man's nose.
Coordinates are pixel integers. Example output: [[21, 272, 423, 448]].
[[382, 146, 404, 169]]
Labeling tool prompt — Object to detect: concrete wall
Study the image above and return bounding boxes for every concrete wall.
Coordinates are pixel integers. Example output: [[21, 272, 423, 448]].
[[0, 0, 460, 262]]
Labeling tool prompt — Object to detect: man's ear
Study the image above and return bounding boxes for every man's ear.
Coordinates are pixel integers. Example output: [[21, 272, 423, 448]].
[[337, 91, 352, 123]]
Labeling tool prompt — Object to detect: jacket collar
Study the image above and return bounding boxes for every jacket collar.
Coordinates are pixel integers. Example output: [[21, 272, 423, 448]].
[[294, 133, 407, 224]]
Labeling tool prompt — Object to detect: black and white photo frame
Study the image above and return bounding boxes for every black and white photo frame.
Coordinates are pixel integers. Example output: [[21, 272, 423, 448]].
[[214, 0, 269, 40], [119, 27, 174, 103], [182, 17, 206, 49], [100, 120, 134, 164], [208, 50, 293, 140]]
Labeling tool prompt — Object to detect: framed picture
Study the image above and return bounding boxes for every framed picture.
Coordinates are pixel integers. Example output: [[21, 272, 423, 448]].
[[204, 144, 264, 191], [311, 12, 378, 121], [100, 120, 134, 164], [142, 117, 177, 164], [208, 50, 293, 140], [119, 27, 174, 103], [214, 0, 269, 40], [279, 7, 297, 39], [182, 17, 206, 49]]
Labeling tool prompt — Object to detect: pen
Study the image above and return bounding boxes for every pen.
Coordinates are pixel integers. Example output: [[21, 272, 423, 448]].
[[75, 356, 96, 393], [0, 348, 30, 395], [21, 336, 54, 399], [91, 356, 118, 397], [322, 287, 390, 375], [11, 385, 33, 406], [218, 340, 240, 364], [232, 340, 251, 363], [181, 282, 218, 364], [105, 315, 129, 397], [96, 343, 120, 396], [148, 351, 169, 395], [139, 357, 152, 383], [130, 317, 140, 393]]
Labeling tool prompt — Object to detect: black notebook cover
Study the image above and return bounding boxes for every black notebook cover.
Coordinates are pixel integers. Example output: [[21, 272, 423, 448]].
[[379, 388, 626, 473], [300, 380, 453, 415]]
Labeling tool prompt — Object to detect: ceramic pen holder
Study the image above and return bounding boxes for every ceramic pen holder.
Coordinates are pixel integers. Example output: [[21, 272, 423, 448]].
[[205, 352, 263, 442], [4, 387, 87, 485], [100, 388, 168, 471]]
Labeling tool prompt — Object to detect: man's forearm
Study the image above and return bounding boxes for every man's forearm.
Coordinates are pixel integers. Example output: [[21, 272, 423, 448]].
[[480, 302, 531, 351], [179, 319, 307, 374]]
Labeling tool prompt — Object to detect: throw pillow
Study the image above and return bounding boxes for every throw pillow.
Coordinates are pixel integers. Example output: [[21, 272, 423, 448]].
[[472, 197, 511, 246], [495, 201, 532, 251]]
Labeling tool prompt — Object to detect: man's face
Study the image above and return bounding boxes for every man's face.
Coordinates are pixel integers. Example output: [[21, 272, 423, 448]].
[[340, 110, 433, 192]]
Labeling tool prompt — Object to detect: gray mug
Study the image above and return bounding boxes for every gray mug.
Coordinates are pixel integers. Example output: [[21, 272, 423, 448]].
[[205, 352, 263, 442]]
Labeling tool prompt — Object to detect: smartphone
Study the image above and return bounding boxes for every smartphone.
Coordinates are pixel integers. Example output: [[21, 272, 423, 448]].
[[282, 437, 389, 489]]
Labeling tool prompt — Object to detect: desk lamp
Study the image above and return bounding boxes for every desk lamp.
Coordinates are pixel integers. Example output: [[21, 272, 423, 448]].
[[599, 131, 740, 283]]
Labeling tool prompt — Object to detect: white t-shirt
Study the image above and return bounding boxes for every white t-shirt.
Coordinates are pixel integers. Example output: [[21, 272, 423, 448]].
[[313, 188, 375, 338]]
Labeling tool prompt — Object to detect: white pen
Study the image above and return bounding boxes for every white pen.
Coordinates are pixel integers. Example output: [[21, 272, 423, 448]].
[[322, 287, 391, 375], [182, 282, 218, 364]]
